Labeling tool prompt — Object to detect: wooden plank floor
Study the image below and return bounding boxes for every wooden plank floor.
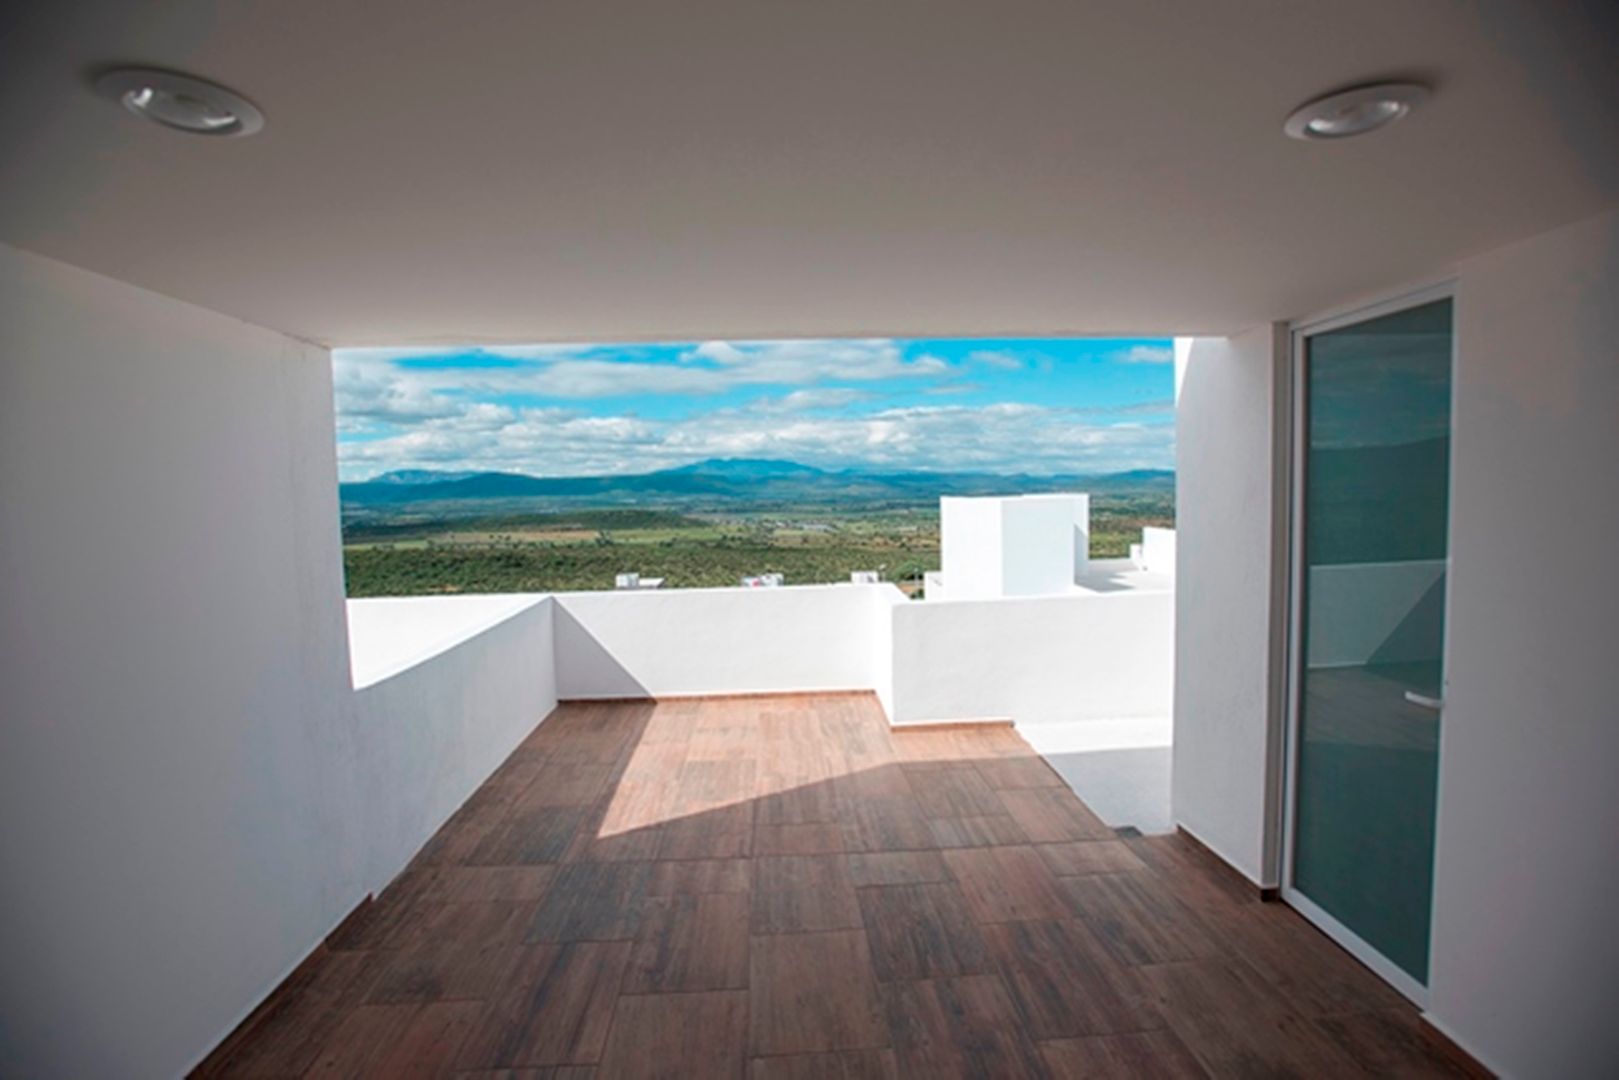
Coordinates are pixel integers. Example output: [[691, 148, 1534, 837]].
[[198, 694, 1471, 1078]]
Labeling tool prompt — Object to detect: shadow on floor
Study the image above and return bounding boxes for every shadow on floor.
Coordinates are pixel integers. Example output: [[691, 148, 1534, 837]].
[[195, 694, 1460, 1079]]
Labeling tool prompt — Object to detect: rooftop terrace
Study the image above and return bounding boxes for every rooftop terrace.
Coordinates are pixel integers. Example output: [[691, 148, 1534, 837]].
[[199, 693, 1461, 1078]]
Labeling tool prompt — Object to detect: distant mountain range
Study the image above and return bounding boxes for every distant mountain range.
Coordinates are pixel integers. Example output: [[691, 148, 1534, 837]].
[[341, 457, 1173, 508], [364, 468, 485, 485]]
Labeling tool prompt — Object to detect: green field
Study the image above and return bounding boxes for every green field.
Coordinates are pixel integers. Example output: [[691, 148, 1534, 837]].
[[341, 495, 1173, 597]]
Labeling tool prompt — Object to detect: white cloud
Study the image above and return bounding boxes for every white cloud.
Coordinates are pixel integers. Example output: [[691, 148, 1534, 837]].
[[336, 397, 1173, 481], [966, 350, 1024, 370], [331, 338, 957, 410], [922, 381, 986, 396], [1121, 344, 1174, 364], [759, 388, 874, 412], [692, 341, 746, 364]]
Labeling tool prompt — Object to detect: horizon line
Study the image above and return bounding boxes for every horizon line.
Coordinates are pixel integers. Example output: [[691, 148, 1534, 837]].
[[350, 458, 1179, 484]]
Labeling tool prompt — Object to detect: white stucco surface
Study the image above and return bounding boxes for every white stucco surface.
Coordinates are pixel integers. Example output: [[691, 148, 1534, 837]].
[[936, 494, 1090, 599], [0, 244, 361, 1078], [553, 584, 901, 700], [0, 248, 565, 1078], [867, 584, 905, 720], [351, 596, 557, 893], [347, 593, 549, 688], [1170, 323, 1288, 884], [889, 582, 1173, 737], [1172, 210, 1619, 1075], [938, 497, 1004, 600], [1137, 526, 1177, 575], [1425, 209, 1619, 1077]]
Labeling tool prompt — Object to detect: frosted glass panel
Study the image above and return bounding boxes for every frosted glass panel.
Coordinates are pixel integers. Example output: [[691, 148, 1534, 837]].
[[1294, 298, 1450, 985]]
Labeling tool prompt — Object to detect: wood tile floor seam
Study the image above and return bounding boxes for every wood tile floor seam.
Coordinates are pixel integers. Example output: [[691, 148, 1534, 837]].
[[195, 695, 1446, 1079]]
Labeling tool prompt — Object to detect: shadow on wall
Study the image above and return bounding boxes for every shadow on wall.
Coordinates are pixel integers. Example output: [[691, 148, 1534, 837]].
[[1368, 573, 1446, 668], [550, 604, 651, 699]]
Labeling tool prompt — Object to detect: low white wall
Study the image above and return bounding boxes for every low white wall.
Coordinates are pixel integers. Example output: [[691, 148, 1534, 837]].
[[553, 584, 901, 700], [351, 596, 557, 893], [348, 593, 552, 688], [889, 591, 1174, 745], [868, 585, 906, 720]]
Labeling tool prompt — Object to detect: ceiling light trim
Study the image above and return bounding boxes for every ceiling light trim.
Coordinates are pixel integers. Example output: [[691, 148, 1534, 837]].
[[1283, 82, 1429, 141], [94, 68, 265, 137]]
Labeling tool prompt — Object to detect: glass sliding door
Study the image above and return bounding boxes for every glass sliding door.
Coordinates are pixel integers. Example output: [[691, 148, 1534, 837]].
[[1288, 294, 1452, 996]]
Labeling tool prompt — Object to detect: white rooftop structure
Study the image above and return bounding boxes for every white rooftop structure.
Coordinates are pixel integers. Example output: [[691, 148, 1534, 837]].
[[935, 494, 1089, 600], [1130, 526, 1177, 576], [926, 494, 1176, 603], [613, 572, 664, 590]]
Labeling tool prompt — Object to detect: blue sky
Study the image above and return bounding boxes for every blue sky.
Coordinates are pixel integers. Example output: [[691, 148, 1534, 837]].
[[332, 337, 1175, 481]]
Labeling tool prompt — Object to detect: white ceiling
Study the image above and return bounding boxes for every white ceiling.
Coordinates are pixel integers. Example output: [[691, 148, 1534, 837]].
[[1, 1, 1614, 345]]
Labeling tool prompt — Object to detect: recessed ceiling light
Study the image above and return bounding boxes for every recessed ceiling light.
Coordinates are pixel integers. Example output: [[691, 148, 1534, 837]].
[[1283, 82, 1428, 141], [94, 68, 265, 137]]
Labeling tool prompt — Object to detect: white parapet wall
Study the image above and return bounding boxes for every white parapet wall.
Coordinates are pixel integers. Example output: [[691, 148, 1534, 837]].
[[888, 588, 1174, 747], [347, 593, 553, 689], [349, 577, 1172, 748], [347, 595, 557, 894], [553, 583, 906, 700]]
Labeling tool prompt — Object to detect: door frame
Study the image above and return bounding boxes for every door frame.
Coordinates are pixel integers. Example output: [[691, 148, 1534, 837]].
[[1280, 280, 1457, 1008]]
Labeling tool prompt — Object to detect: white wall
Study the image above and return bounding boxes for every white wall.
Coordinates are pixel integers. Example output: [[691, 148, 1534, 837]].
[[868, 585, 905, 720], [889, 590, 1174, 744], [348, 592, 551, 689], [939, 497, 1003, 600], [1170, 323, 1288, 884], [0, 244, 361, 1077], [1138, 526, 1176, 575], [553, 585, 899, 701], [351, 596, 557, 893], [1173, 209, 1619, 1074], [1000, 495, 1087, 598], [1425, 209, 1619, 1077]]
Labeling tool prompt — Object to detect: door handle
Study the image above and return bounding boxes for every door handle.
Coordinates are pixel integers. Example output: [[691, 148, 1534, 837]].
[[1403, 690, 1444, 711]]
